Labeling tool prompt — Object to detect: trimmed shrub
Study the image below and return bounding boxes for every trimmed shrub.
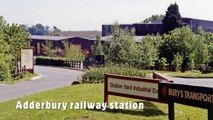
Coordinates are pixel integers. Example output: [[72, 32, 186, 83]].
[[36, 56, 65, 66], [81, 66, 147, 83]]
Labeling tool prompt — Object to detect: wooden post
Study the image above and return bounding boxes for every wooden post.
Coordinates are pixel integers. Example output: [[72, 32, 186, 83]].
[[104, 74, 108, 108], [80, 62, 83, 70], [168, 101, 175, 120], [208, 105, 213, 120]]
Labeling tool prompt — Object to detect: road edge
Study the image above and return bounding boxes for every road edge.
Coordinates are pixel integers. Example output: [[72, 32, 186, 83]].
[[31, 74, 42, 81]]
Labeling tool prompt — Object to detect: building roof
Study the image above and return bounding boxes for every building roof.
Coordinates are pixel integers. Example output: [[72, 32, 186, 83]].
[[29, 35, 97, 41], [101, 35, 145, 42], [29, 35, 70, 41], [60, 31, 101, 37], [181, 17, 213, 23], [30, 35, 145, 42]]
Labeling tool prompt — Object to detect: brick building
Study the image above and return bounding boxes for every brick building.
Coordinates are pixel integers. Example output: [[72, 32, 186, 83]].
[[30, 35, 97, 58]]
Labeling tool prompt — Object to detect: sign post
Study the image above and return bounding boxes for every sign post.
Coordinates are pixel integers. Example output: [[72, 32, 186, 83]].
[[168, 101, 175, 120], [20, 48, 34, 73], [208, 105, 213, 120]]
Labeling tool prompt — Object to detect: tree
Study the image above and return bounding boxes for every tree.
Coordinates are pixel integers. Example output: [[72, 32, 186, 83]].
[[162, 3, 183, 33], [159, 26, 210, 71], [0, 16, 30, 81], [2, 23, 30, 66], [107, 23, 138, 66], [159, 27, 196, 71], [172, 53, 183, 71], [0, 18, 9, 55], [42, 41, 55, 57], [137, 35, 159, 69], [28, 23, 47, 35], [0, 60, 11, 81], [189, 36, 209, 69], [66, 45, 84, 61], [205, 33, 213, 66], [196, 29, 213, 67], [142, 14, 164, 23], [192, 27, 212, 68], [0, 16, 7, 29], [91, 35, 104, 58], [21, 24, 28, 32], [0, 28, 12, 65], [62, 40, 84, 61], [27, 24, 61, 36], [53, 26, 61, 36]]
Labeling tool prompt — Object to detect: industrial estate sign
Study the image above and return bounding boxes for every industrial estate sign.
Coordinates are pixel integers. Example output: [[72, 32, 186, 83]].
[[104, 74, 167, 105], [159, 83, 213, 120], [108, 78, 158, 99], [104, 73, 213, 120], [159, 83, 213, 109], [20, 48, 34, 73]]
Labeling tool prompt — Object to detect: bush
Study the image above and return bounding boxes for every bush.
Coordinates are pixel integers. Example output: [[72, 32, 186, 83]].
[[155, 57, 168, 70], [172, 53, 183, 71], [63, 40, 84, 61], [81, 66, 147, 83], [36, 56, 65, 66], [0, 61, 11, 81]]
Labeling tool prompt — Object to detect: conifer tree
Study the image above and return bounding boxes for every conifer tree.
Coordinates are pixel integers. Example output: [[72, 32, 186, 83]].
[[162, 3, 183, 33]]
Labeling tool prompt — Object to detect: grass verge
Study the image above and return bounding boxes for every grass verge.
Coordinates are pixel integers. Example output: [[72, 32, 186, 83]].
[[0, 73, 38, 84], [0, 84, 207, 120]]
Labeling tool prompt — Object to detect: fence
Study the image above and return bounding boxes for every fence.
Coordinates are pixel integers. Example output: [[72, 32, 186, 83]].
[[83, 60, 93, 69], [10, 66, 27, 80], [35, 57, 83, 70], [64, 60, 83, 69]]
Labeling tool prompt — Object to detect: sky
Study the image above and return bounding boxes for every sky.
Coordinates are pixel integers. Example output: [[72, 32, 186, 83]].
[[0, 0, 212, 31]]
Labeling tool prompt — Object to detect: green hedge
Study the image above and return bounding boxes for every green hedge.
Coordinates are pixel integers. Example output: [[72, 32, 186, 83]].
[[36, 56, 66, 66], [81, 66, 147, 83]]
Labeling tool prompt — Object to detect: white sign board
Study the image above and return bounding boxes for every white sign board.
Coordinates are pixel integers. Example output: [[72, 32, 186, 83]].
[[108, 78, 159, 99], [21, 49, 34, 69]]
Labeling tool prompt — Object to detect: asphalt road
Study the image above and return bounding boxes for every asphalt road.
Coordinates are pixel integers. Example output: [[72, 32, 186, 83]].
[[171, 77, 213, 87], [0, 66, 82, 102], [157, 73, 213, 87]]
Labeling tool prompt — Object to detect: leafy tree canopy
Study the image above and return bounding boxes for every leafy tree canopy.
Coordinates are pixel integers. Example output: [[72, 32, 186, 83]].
[[142, 14, 164, 23], [107, 23, 138, 66], [91, 35, 104, 58], [0, 16, 30, 68], [23, 24, 61, 36], [62, 40, 84, 61], [28, 23, 47, 35], [159, 26, 209, 71], [137, 34, 160, 69]]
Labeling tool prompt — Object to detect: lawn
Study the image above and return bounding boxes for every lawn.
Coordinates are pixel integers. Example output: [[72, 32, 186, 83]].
[[0, 84, 207, 120]]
